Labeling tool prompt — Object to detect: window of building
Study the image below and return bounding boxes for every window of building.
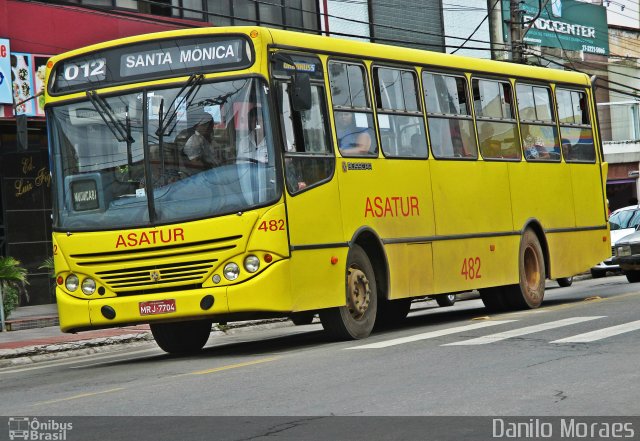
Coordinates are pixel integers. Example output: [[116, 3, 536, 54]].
[[374, 67, 427, 158], [516, 83, 560, 161], [473, 78, 520, 160], [423, 72, 477, 159], [329, 61, 377, 156], [556, 88, 595, 162]]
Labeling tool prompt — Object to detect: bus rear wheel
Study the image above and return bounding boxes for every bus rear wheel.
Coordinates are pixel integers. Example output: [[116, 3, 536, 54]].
[[320, 245, 377, 340], [505, 229, 546, 309], [150, 319, 212, 354]]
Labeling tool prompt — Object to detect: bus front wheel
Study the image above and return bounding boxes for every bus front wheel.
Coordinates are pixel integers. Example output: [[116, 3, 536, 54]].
[[505, 229, 546, 309], [150, 319, 212, 354], [320, 245, 377, 340]]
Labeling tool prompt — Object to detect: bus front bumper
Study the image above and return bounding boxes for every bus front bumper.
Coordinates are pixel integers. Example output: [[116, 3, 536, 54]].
[[56, 260, 292, 332]]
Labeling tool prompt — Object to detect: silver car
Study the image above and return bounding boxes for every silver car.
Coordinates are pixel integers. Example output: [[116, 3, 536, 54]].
[[592, 205, 640, 278]]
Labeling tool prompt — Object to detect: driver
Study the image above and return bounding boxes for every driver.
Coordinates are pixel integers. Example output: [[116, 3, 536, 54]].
[[236, 106, 268, 164]]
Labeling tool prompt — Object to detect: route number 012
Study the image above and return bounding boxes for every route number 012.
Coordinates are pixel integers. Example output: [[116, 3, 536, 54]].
[[461, 257, 481, 280]]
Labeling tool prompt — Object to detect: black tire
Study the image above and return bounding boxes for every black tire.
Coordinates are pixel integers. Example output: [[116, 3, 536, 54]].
[[590, 269, 606, 279], [505, 229, 546, 309], [319, 244, 377, 340], [625, 270, 640, 283], [376, 298, 412, 328], [150, 319, 212, 354], [436, 294, 456, 307], [479, 286, 510, 312], [557, 276, 573, 287], [290, 312, 315, 326]]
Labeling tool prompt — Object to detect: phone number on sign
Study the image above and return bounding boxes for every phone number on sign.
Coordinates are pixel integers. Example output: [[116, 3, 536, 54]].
[[582, 45, 605, 55]]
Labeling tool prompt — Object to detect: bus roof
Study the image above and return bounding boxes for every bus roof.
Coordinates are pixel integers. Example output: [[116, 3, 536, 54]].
[[47, 25, 591, 87]]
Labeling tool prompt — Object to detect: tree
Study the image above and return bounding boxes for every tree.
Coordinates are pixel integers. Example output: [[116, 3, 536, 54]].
[[0, 257, 28, 330]]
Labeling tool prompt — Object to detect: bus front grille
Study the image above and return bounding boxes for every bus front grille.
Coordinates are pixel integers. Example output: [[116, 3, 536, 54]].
[[70, 235, 242, 294], [96, 260, 215, 292]]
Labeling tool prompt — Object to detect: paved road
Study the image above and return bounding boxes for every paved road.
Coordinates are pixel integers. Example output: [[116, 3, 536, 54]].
[[1, 274, 639, 419]]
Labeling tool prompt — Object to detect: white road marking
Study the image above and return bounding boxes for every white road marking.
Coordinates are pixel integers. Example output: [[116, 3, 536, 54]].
[[346, 320, 517, 349], [443, 316, 606, 346], [551, 319, 640, 343]]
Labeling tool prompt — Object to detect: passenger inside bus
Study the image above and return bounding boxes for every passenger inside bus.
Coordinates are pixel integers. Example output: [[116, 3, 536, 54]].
[[335, 111, 372, 154]]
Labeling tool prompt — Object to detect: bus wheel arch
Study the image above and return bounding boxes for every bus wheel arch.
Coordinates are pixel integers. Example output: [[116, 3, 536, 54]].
[[319, 242, 378, 339]]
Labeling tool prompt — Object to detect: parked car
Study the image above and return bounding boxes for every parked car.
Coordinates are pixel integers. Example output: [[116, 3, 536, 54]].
[[591, 205, 640, 278], [612, 227, 640, 282]]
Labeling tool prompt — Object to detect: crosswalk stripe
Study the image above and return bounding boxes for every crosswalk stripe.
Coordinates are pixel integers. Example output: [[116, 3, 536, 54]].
[[442, 316, 606, 346], [346, 320, 517, 349], [551, 319, 640, 343]]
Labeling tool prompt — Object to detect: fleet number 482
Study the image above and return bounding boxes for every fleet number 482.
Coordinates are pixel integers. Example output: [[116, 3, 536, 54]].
[[461, 257, 481, 280], [258, 219, 285, 231]]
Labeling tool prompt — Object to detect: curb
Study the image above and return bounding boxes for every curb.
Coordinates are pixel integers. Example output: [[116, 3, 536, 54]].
[[0, 318, 298, 367]]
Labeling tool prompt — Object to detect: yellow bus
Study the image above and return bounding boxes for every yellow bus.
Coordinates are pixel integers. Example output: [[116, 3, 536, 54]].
[[45, 26, 610, 353]]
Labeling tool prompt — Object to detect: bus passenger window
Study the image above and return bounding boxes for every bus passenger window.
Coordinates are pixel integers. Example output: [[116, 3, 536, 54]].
[[516, 84, 560, 161], [374, 67, 427, 158], [329, 61, 377, 156], [423, 72, 477, 159], [556, 88, 595, 162], [473, 78, 520, 160]]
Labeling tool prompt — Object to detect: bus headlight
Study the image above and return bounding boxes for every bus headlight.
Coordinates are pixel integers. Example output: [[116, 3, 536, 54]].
[[244, 255, 260, 273], [223, 262, 240, 281], [81, 278, 96, 295], [65, 274, 79, 292]]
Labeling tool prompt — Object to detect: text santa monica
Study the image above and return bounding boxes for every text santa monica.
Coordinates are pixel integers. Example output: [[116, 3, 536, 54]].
[[125, 44, 237, 69]]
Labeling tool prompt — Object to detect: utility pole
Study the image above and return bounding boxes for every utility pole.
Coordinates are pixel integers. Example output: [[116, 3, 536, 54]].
[[510, 0, 523, 63], [488, 0, 507, 60]]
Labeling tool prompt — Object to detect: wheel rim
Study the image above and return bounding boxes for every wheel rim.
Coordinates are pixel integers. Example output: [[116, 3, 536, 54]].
[[523, 245, 542, 300], [447, 295, 456, 302], [347, 267, 371, 320]]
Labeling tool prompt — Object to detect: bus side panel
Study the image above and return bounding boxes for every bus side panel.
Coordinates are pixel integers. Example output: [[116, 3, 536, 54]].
[[385, 242, 434, 299], [570, 163, 607, 227], [430, 161, 513, 236], [337, 158, 435, 300], [431, 236, 519, 294], [430, 161, 514, 292], [546, 230, 609, 278], [509, 162, 575, 229]]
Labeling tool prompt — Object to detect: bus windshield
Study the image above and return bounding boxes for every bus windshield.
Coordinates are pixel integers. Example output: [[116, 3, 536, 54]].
[[49, 77, 278, 230]]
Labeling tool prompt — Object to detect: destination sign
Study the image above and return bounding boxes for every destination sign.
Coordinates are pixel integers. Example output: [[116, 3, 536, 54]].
[[51, 36, 252, 94], [120, 39, 244, 77]]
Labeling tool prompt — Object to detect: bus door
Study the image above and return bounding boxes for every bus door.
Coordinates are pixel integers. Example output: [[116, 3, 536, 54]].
[[272, 54, 345, 311]]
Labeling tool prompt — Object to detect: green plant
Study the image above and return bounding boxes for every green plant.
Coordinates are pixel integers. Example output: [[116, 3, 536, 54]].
[[1, 283, 19, 319], [39, 256, 55, 278], [0, 257, 29, 319]]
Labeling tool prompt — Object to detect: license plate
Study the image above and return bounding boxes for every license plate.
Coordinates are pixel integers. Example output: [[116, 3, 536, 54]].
[[139, 299, 176, 316]]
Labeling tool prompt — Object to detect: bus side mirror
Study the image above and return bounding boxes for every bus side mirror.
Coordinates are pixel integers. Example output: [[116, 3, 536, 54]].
[[291, 73, 312, 112]]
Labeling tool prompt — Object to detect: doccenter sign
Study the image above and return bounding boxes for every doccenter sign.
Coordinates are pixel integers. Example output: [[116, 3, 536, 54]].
[[502, 0, 609, 56]]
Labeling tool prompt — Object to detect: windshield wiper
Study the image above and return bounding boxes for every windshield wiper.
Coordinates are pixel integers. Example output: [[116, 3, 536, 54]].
[[156, 73, 204, 137], [86, 90, 134, 144]]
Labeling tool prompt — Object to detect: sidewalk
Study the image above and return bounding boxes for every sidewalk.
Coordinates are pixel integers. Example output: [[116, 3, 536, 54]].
[[0, 304, 154, 367], [0, 303, 295, 367]]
